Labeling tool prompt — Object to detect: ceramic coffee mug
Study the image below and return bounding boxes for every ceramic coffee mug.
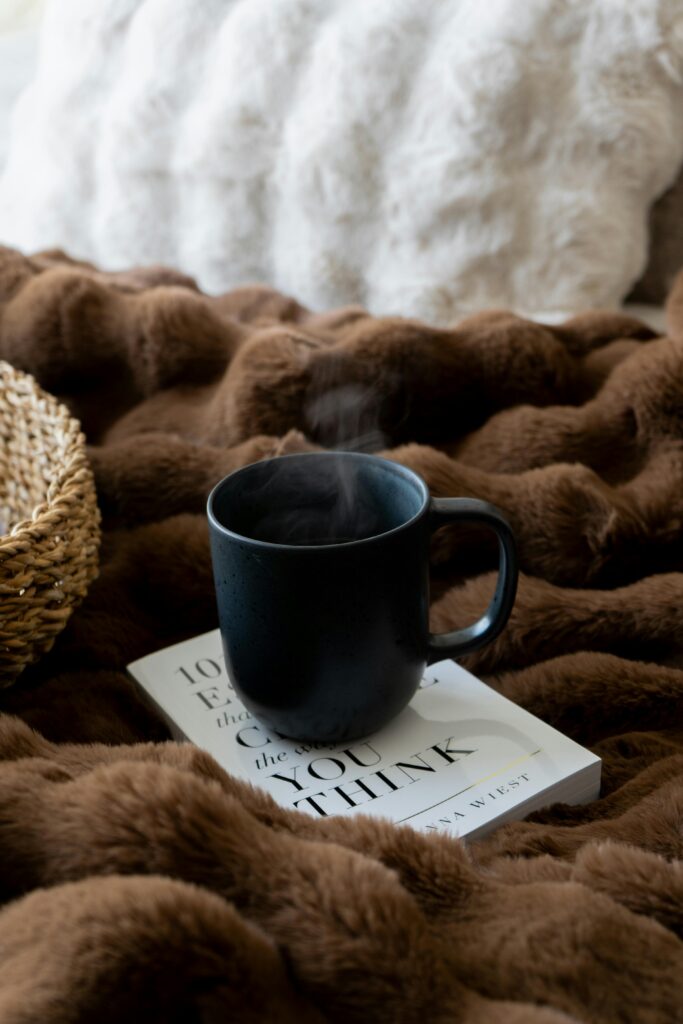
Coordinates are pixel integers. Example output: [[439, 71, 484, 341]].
[[207, 452, 517, 741]]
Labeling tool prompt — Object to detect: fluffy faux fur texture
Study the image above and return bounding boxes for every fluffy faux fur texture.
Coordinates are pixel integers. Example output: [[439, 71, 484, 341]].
[[0, 245, 682, 1021], [3, 1, 683, 322]]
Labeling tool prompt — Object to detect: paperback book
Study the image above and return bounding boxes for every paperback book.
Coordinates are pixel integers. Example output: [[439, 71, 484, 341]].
[[128, 630, 601, 841]]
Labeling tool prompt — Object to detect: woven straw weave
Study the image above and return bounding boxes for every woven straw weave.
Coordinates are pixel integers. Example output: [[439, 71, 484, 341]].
[[0, 361, 100, 686]]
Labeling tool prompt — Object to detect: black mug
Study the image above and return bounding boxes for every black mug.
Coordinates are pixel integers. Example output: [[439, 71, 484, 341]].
[[207, 452, 517, 742]]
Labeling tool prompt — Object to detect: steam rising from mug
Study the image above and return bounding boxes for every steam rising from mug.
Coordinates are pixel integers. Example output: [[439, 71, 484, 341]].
[[306, 381, 389, 453], [244, 457, 389, 546], [249, 380, 392, 545]]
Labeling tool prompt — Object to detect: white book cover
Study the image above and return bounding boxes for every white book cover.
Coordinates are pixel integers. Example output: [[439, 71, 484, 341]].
[[128, 630, 601, 841]]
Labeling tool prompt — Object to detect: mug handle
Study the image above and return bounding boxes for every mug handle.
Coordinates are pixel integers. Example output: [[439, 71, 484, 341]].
[[427, 498, 518, 664]]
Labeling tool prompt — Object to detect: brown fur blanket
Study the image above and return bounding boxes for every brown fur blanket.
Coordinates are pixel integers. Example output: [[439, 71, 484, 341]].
[[0, 245, 682, 1023]]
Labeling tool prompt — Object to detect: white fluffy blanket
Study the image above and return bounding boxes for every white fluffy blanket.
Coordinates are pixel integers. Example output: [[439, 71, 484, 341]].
[[1, 0, 683, 323]]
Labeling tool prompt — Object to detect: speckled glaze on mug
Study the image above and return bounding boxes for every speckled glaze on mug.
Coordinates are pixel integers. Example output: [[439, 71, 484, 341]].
[[207, 452, 517, 742]]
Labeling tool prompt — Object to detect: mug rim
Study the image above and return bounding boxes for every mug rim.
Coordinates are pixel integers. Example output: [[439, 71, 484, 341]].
[[206, 451, 429, 552]]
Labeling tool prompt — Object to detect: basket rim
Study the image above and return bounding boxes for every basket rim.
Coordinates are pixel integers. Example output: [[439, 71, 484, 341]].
[[0, 360, 96, 550]]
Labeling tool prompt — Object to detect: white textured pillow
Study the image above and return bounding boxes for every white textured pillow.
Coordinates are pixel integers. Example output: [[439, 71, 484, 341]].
[[0, 0, 43, 172], [1, 0, 683, 322]]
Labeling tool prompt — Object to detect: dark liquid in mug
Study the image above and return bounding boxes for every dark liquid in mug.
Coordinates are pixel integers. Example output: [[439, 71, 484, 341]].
[[249, 514, 364, 547], [291, 535, 357, 546]]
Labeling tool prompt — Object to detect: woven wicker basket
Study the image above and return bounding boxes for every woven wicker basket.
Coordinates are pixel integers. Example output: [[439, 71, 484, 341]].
[[0, 361, 100, 686]]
